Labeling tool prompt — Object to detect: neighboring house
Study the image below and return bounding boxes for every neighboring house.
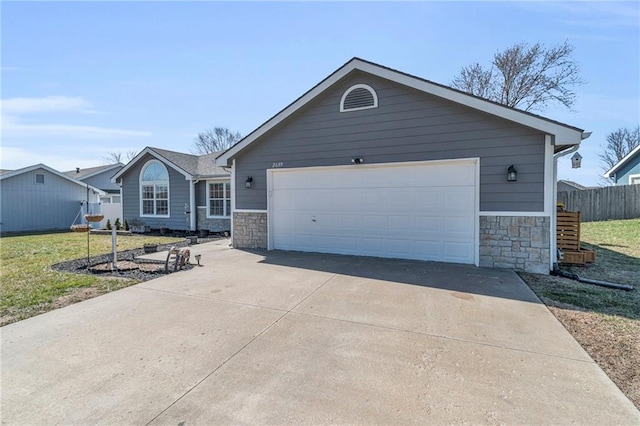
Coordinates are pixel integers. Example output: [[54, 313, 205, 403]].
[[111, 147, 230, 233], [557, 179, 587, 193], [64, 163, 124, 228], [604, 145, 640, 185], [0, 164, 105, 234], [216, 57, 589, 274]]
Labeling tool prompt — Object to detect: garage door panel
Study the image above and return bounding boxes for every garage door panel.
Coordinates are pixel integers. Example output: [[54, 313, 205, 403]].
[[360, 237, 386, 253], [444, 216, 474, 234], [414, 240, 441, 258], [387, 215, 413, 231], [415, 191, 445, 211], [415, 216, 442, 232], [387, 239, 412, 256], [271, 161, 476, 264], [362, 215, 386, 231], [444, 241, 474, 262], [362, 192, 385, 209], [445, 189, 475, 211]]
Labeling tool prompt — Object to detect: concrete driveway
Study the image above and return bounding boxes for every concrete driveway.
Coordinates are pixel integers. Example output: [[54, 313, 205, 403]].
[[2, 240, 638, 424]]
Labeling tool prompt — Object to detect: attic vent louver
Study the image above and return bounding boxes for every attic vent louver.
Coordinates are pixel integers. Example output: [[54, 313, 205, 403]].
[[340, 84, 378, 112]]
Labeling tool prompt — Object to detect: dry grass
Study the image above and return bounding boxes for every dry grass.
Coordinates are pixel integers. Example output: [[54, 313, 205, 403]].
[[520, 218, 640, 409]]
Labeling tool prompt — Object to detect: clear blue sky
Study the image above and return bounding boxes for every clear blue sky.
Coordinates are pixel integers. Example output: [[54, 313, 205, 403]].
[[2, 1, 638, 186]]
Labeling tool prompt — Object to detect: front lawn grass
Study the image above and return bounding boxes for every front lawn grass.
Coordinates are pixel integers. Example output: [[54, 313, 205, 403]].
[[561, 218, 640, 286], [0, 232, 182, 325], [520, 218, 640, 409]]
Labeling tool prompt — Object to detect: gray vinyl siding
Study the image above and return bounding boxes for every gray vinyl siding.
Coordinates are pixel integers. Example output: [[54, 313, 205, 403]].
[[120, 154, 191, 230], [80, 169, 122, 192], [0, 168, 93, 234], [235, 72, 546, 212]]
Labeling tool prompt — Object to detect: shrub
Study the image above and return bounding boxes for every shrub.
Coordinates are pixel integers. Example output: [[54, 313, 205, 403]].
[[114, 218, 121, 230], [106, 219, 112, 230], [123, 219, 129, 231]]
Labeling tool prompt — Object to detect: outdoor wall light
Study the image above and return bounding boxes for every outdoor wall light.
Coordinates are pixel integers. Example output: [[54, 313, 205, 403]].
[[351, 158, 364, 164], [245, 176, 253, 189], [507, 165, 517, 182]]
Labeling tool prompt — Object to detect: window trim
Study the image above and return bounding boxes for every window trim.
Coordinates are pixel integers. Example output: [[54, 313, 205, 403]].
[[206, 179, 231, 219], [139, 160, 170, 218], [629, 173, 640, 185], [340, 83, 378, 112], [34, 173, 45, 184]]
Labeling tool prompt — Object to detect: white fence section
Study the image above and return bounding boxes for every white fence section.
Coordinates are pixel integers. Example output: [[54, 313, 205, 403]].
[[98, 203, 123, 229]]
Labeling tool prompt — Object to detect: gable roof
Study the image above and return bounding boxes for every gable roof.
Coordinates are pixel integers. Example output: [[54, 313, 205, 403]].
[[557, 179, 587, 190], [63, 163, 124, 180], [111, 147, 229, 182], [604, 145, 640, 178], [0, 163, 106, 195], [216, 57, 589, 166]]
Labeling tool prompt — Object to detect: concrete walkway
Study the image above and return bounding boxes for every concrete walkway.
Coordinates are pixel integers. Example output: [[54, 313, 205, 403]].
[[2, 240, 638, 424]]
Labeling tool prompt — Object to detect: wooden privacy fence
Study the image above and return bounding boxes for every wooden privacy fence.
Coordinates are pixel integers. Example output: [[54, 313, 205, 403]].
[[558, 185, 640, 222]]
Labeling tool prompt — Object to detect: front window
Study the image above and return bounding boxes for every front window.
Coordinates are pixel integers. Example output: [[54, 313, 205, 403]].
[[208, 181, 231, 217], [140, 160, 170, 216]]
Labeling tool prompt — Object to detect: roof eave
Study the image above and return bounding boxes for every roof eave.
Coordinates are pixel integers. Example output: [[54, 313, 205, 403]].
[[0, 163, 107, 195], [216, 58, 587, 166], [111, 147, 193, 182], [603, 144, 640, 177]]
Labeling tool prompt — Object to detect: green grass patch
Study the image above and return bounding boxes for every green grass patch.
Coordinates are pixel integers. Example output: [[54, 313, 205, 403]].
[[562, 218, 640, 286], [581, 218, 640, 258], [0, 232, 182, 324]]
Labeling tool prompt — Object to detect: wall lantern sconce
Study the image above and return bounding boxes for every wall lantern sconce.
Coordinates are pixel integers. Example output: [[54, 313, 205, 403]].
[[245, 176, 253, 189], [571, 152, 582, 169], [351, 158, 364, 164], [507, 165, 517, 182]]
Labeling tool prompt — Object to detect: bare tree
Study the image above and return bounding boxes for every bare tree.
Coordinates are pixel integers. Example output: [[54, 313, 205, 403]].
[[451, 41, 583, 112], [102, 150, 137, 165], [600, 126, 640, 172], [192, 127, 242, 154]]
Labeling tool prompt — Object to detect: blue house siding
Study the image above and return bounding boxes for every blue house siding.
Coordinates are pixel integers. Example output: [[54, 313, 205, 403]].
[[0, 168, 97, 234], [119, 155, 230, 232], [81, 170, 122, 193], [234, 72, 547, 212], [615, 151, 640, 185], [121, 153, 191, 231]]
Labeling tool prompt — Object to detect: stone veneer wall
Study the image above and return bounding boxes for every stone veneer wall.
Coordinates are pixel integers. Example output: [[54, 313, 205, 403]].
[[479, 216, 551, 274], [196, 207, 231, 233], [233, 211, 267, 249]]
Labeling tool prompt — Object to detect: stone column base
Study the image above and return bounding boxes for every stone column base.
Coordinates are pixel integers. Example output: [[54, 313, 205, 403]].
[[479, 215, 551, 274], [233, 211, 267, 249]]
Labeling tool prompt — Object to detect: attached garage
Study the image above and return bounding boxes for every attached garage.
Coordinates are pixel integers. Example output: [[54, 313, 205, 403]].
[[268, 159, 478, 264], [217, 58, 589, 274]]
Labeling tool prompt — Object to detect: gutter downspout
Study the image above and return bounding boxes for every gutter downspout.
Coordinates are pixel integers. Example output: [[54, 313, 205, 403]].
[[551, 131, 590, 267]]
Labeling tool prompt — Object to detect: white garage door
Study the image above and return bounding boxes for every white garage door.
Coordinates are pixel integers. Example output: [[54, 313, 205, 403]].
[[269, 160, 477, 264]]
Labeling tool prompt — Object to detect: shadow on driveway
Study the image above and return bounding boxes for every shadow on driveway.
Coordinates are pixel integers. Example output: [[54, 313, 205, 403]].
[[252, 249, 541, 304]]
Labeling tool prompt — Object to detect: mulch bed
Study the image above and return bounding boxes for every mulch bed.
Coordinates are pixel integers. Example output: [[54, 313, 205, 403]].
[[51, 237, 222, 281]]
